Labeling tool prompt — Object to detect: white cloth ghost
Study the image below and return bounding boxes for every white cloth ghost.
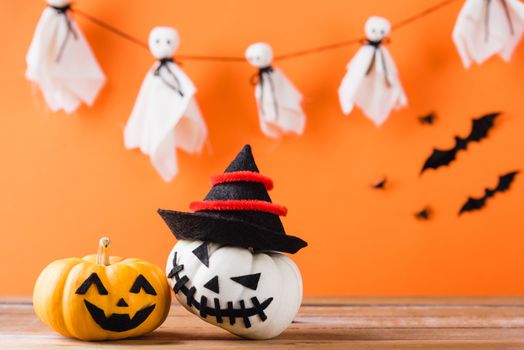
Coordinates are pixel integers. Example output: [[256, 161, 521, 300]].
[[453, 0, 524, 68], [338, 16, 407, 127], [124, 27, 207, 182], [26, 0, 105, 113], [245, 43, 306, 138]]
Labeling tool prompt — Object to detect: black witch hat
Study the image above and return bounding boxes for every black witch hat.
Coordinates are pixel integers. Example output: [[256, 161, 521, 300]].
[[158, 144, 307, 254]]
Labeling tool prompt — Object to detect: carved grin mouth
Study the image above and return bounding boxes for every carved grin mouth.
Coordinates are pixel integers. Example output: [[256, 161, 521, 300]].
[[168, 252, 273, 328], [83, 300, 156, 332]]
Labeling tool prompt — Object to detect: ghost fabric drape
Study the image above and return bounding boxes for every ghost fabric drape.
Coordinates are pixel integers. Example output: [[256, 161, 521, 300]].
[[453, 0, 524, 68], [245, 43, 306, 138], [124, 27, 207, 182], [26, 0, 106, 113], [338, 16, 407, 127]]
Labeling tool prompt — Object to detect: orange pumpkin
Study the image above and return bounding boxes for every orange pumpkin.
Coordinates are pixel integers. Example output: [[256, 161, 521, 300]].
[[33, 237, 171, 340]]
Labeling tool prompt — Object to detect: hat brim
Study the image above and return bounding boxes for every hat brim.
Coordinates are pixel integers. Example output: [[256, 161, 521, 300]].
[[158, 209, 307, 254]]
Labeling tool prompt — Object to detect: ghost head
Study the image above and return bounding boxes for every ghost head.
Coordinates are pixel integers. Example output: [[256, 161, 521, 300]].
[[245, 42, 273, 68], [149, 27, 180, 60], [46, 0, 71, 7], [365, 16, 391, 42]]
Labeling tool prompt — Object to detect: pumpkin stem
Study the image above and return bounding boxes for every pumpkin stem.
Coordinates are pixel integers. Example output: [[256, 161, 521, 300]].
[[96, 237, 110, 266]]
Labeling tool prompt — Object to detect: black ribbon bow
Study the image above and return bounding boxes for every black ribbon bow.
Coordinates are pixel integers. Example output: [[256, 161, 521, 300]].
[[365, 39, 391, 88], [50, 4, 78, 63], [484, 0, 514, 42], [153, 58, 184, 97], [250, 66, 279, 118]]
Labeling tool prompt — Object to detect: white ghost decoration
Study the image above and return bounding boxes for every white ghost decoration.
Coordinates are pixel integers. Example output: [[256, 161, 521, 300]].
[[25, 0, 106, 114], [166, 240, 302, 339], [245, 43, 306, 138], [124, 27, 207, 182], [338, 16, 407, 127], [452, 0, 524, 68]]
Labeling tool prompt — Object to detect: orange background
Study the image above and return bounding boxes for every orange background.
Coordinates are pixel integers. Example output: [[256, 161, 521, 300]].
[[1, 0, 524, 296]]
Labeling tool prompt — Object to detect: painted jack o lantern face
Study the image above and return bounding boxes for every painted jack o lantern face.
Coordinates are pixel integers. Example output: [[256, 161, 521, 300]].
[[169, 250, 272, 328], [75, 272, 158, 332], [166, 240, 303, 339]]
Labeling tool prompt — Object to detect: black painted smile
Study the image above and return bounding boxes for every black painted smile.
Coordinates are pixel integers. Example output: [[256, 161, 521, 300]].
[[168, 252, 273, 328], [84, 300, 156, 332]]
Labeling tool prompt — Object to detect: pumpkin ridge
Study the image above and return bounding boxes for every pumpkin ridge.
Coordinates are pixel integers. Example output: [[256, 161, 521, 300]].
[[33, 258, 83, 338], [124, 263, 146, 321], [62, 261, 105, 340], [130, 261, 171, 324]]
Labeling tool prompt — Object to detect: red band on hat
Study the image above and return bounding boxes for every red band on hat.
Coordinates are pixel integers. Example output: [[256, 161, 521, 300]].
[[210, 171, 274, 190], [190, 200, 287, 216]]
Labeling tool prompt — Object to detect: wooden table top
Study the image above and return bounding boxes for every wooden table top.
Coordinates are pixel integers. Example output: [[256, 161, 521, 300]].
[[1, 297, 524, 349]]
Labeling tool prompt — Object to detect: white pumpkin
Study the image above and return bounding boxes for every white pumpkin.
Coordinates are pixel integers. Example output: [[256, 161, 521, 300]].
[[165, 239, 302, 339]]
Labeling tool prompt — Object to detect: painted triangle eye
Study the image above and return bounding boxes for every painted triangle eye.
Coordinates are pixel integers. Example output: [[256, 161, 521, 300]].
[[230, 273, 261, 290], [203, 275, 220, 294], [192, 242, 209, 267], [130, 274, 157, 295], [75, 273, 108, 295]]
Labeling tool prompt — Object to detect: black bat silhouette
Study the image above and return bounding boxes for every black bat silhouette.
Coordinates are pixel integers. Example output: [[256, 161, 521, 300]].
[[415, 207, 432, 220], [371, 177, 387, 189], [421, 112, 500, 174], [459, 171, 519, 215], [419, 112, 436, 125]]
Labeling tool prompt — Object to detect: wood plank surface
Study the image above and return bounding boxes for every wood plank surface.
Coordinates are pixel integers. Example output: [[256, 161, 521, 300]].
[[1, 297, 523, 349]]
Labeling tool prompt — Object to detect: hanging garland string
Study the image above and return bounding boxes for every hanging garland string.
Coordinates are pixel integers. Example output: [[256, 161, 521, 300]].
[[72, 8, 245, 62], [72, 0, 460, 62], [391, 0, 460, 30], [274, 38, 363, 61], [72, 8, 149, 50]]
